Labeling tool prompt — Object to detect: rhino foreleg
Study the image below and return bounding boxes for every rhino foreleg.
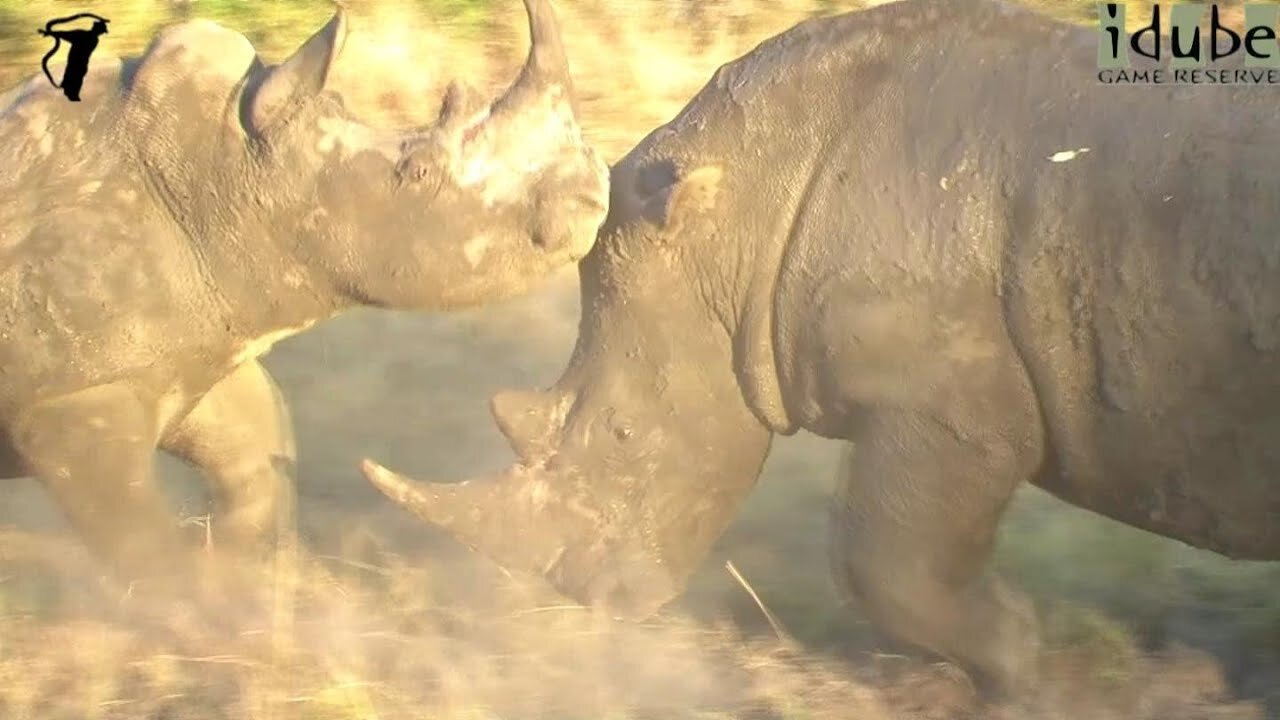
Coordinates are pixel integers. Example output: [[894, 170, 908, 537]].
[[829, 405, 1042, 702], [11, 382, 190, 594], [162, 359, 299, 643], [163, 359, 297, 562]]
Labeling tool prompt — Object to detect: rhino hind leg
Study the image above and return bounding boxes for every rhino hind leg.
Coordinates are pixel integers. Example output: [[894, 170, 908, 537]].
[[10, 382, 191, 594], [828, 409, 1042, 704]]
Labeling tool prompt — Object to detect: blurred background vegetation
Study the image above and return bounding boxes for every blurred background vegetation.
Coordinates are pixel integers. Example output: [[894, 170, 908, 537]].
[[0, 1, 1275, 718], [0, 0, 1235, 155]]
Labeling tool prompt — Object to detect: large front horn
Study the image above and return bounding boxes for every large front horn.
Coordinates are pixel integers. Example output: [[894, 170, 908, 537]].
[[361, 457, 676, 618], [492, 0, 576, 116], [360, 460, 581, 575], [363, 384, 572, 555]]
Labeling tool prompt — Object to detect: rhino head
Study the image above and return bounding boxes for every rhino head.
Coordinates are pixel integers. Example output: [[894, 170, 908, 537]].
[[239, 0, 608, 310], [362, 150, 777, 619]]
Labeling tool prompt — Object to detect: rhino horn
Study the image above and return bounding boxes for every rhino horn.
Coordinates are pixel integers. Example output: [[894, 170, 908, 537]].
[[480, 0, 580, 133], [507, 0, 573, 102], [248, 9, 349, 132], [490, 388, 569, 463], [360, 459, 570, 573], [362, 456, 676, 618]]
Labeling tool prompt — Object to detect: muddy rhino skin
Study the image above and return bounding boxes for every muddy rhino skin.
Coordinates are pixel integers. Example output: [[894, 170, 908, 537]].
[[0, 0, 608, 603], [364, 0, 1280, 702]]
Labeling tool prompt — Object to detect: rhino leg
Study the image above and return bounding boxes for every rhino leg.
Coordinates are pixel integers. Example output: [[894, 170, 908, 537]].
[[162, 359, 296, 563], [829, 409, 1042, 703], [161, 359, 298, 644], [11, 382, 189, 593]]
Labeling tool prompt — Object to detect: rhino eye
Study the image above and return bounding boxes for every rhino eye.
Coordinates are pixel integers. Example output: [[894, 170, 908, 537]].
[[395, 153, 440, 190], [604, 409, 633, 442]]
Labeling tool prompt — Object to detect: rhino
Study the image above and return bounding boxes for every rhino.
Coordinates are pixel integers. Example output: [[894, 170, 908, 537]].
[[362, 0, 1280, 703], [0, 0, 607, 606]]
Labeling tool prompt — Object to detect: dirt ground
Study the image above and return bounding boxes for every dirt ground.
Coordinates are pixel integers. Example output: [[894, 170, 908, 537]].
[[0, 0, 1277, 718]]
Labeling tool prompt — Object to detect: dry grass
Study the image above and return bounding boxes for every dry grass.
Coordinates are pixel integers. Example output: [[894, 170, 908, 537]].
[[0, 1, 1277, 718], [0, 526, 1268, 720], [0, 526, 889, 720]]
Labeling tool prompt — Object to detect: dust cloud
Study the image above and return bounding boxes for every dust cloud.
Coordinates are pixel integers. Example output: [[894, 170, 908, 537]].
[[0, 1, 1275, 718]]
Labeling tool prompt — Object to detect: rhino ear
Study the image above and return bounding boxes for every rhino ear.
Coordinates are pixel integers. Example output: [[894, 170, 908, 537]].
[[641, 164, 724, 238], [248, 9, 348, 132]]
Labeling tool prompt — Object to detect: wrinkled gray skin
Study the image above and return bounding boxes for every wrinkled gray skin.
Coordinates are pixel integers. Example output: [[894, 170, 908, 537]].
[[364, 0, 1280, 704], [0, 0, 607, 607]]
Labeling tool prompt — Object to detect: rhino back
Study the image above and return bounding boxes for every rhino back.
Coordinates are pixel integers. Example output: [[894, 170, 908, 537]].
[[920, 7, 1280, 558], [0, 21, 262, 412], [1000, 56, 1280, 558], [687, 0, 1280, 557]]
